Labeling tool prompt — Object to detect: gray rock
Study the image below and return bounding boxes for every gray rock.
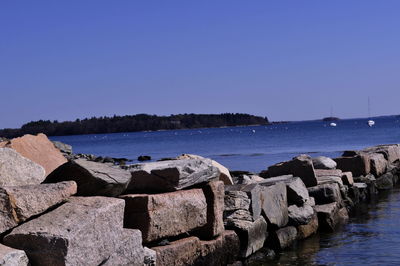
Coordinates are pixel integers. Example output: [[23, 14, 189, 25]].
[[4, 197, 139, 266], [376, 172, 394, 190], [341, 172, 354, 186], [52, 141, 73, 155], [144, 247, 156, 266], [369, 153, 388, 177], [315, 202, 341, 231], [128, 158, 220, 192], [362, 145, 400, 163], [224, 191, 251, 212], [224, 209, 253, 225], [0, 244, 29, 266], [268, 226, 298, 251], [354, 174, 378, 197], [44, 159, 131, 196], [288, 204, 314, 225], [312, 156, 337, 170], [0, 181, 77, 234], [229, 217, 268, 258], [308, 182, 342, 205], [260, 182, 288, 228], [101, 229, 144, 266], [176, 154, 234, 185], [268, 155, 317, 187], [315, 169, 344, 187], [259, 175, 309, 206], [225, 184, 262, 220], [121, 189, 207, 243], [334, 154, 370, 177], [306, 197, 316, 206], [237, 174, 266, 184], [297, 212, 319, 239], [0, 148, 45, 186]]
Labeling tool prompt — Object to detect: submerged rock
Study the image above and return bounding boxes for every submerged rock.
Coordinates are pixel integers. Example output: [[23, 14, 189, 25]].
[[268, 226, 298, 251], [138, 155, 151, 161]]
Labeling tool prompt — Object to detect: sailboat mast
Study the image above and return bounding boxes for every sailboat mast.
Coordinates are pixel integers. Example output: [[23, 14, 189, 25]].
[[368, 97, 371, 118]]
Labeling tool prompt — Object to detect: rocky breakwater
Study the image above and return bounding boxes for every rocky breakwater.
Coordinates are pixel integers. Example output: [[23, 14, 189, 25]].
[[0, 133, 399, 265]]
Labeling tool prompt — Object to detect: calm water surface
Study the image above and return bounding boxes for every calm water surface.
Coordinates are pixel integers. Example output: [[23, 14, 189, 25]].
[[51, 116, 400, 265], [51, 116, 400, 172], [259, 188, 400, 266]]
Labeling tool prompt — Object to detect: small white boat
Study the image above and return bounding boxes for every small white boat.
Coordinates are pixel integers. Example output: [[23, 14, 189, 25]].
[[367, 120, 375, 127], [330, 122, 337, 127], [367, 98, 375, 127]]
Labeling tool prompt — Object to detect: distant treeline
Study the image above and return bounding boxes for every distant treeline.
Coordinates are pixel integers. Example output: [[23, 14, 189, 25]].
[[0, 113, 269, 138]]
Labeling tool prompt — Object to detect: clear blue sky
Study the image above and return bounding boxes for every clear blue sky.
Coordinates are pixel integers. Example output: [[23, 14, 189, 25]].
[[1, 1, 400, 128]]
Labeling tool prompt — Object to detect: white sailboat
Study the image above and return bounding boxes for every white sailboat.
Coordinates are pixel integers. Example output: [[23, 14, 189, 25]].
[[367, 97, 375, 127], [329, 106, 337, 127]]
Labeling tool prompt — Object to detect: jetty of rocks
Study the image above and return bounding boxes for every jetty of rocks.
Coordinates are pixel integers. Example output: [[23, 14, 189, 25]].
[[0, 133, 399, 265]]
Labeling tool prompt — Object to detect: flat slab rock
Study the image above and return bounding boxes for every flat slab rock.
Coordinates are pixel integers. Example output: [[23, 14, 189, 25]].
[[0, 133, 67, 176], [0, 148, 45, 186], [128, 158, 220, 192], [4, 196, 140, 266], [44, 159, 131, 196], [0, 244, 29, 266], [121, 189, 207, 243], [260, 182, 288, 228], [0, 181, 77, 234]]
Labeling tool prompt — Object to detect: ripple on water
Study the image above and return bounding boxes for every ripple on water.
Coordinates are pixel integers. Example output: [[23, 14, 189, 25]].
[[255, 188, 400, 266]]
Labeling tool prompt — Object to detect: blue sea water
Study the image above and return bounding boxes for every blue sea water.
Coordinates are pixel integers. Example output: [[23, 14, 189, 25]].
[[51, 115, 400, 173], [51, 115, 400, 266]]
